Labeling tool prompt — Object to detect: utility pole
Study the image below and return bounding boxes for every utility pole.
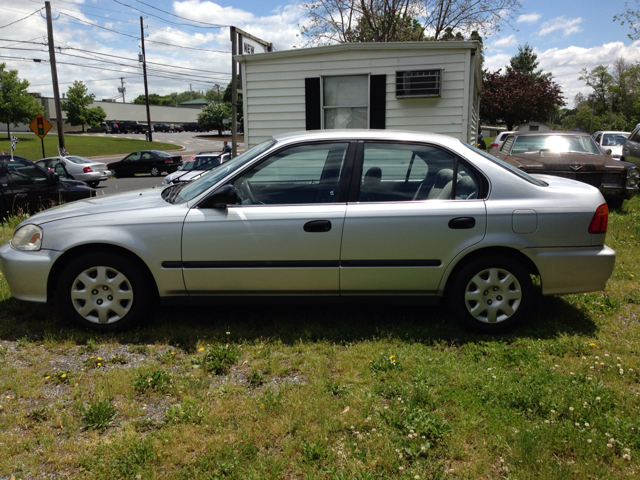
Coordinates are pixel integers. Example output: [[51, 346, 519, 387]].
[[45, 1, 65, 150], [118, 77, 126, 103], [215, 84, 220, 104], [140, 17, 152, 142], [230, 26, 238, 157], [189, 83, 192, 100]]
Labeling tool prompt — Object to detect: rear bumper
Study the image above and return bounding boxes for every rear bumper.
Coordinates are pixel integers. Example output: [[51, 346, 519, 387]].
[[521, 245, 616, 295]]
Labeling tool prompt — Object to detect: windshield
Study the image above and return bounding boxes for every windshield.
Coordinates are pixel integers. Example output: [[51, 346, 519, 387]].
[[168, 139, 275, 204], [180, 155, 221, 171], [602, 133, 629, 146], [511, 135, 601, 154], [461, 142, 548, 187]]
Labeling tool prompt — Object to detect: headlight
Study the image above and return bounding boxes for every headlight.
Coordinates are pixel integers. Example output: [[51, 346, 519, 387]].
[[11, 224, 43, 251], [628, 167, 639, 189]]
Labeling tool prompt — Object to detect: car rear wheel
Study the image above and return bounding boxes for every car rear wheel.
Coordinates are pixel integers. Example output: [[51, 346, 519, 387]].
[[448, 255, 532, 333], [88, 181, 99, 188], [110, 168, 118, 178], [150, 166, 160, 177], [57, 252, 154, 330]]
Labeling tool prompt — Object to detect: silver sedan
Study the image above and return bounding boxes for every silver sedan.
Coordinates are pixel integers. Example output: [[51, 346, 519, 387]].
[[36, 156, 111, 187], [0, 130, 615, 333]]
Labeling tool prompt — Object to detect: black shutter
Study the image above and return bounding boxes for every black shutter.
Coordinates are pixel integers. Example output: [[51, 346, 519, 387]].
[[305, 77, 321, 130], [369, 74, 386, 129]]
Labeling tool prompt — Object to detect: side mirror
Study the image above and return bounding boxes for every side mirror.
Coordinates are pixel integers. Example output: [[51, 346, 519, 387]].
[[605, 149, 613, 156], [200, 184, 238, 209], [49, 171, 60, 184]]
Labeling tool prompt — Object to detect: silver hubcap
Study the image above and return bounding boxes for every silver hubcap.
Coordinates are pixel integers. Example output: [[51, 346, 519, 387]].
[[464, 267, 522, 324], [151, 167, 158, 176], [70, 266, 134, 324]]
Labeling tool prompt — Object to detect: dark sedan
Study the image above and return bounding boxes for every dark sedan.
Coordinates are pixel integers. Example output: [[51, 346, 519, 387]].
[[107, 150, 183, 178], [0, 155, 95, 214], [153, 123, 171, 133], [494, 131, 639, 208]]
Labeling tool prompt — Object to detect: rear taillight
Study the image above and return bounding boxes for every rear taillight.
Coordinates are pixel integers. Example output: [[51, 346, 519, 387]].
[[588, 203, 609, 234], [490, 143, 498, 147], [165, 159, 173, 163], [83, 166, 93, 173]]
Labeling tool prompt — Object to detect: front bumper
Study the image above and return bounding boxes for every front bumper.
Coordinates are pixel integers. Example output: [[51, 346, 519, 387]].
[[521, 245, 616, 295], [0, 242, 62, 303], [600, 185, 638, 200]]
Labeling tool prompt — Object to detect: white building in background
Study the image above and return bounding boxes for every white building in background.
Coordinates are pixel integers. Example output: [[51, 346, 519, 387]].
[[236, 41, 483, 147]]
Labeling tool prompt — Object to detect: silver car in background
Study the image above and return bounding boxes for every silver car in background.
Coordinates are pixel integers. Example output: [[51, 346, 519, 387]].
[[487, 131, 515, 156], [162, 152, 230, 186], [0, 130, 615, 333], [36, 156, 111, 188], [592, 131, 630, 160]]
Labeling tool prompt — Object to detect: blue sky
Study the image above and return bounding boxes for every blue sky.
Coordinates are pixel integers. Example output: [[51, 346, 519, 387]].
[[1, 0, 639, 107]]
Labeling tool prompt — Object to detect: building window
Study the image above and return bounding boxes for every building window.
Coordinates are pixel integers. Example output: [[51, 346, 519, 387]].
[[323, 75, 368, 129], [395, 69, 442, 98]]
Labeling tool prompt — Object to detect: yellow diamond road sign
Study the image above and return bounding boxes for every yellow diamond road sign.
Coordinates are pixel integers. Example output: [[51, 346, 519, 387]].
[[29, 114, 52, 139]]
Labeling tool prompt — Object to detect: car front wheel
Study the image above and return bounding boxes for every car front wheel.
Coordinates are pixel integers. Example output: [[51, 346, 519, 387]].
[[57, 252, 154, 330], [448, 255, 533, 333], [150, 166, 160, 177]]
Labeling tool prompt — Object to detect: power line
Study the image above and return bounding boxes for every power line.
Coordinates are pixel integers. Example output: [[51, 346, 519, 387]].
[[134, 0, 226, 28], [113, 0, 225, 29], [0, 7, 43, 30]]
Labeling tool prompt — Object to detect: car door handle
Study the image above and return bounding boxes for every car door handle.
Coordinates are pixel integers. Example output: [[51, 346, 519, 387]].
[[448, 217, 475, 229], [15, 193, 27, 198], [304, 220, 332, 232]]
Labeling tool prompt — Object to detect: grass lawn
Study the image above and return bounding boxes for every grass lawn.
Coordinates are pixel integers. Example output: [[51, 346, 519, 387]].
[[0, 133, 182, 162], [0, 197, 639, 478]]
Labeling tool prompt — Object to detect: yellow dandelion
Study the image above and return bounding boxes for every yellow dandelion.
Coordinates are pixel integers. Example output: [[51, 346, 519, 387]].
[[97, 363, 102, 366], [631, 274, 635, 278], [45, 376, 50, 380], [389, 355, 395, 359], [90, 356, 94, 359], [589, 343, 596, 346], [171, 351, 175, 355], [198, 347, 204, 351], [61, 373, 66, 378], [97, 357, 102, 360]]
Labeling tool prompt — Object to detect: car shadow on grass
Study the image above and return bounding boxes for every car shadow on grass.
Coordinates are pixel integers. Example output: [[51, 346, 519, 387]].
[[0, 292, 598, 348]]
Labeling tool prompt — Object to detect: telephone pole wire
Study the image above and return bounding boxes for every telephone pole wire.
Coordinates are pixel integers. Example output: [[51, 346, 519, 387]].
[[45, 1, 65, 150]]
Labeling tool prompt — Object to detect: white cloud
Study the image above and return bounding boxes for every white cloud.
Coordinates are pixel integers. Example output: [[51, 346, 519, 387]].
[[484, 41, 640, 102], [517, 13, 541, 24], [489, 34, 518, 50], [539, 17, 583, 37]]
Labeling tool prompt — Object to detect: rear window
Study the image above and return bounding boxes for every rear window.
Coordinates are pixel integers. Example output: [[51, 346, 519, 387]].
[[153, 151, 173, 157], [461, 142, 548, 187]]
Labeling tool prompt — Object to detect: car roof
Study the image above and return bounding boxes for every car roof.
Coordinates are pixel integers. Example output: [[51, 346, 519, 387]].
[[508, 131, 591, 137], [270, 129, 464, 148]]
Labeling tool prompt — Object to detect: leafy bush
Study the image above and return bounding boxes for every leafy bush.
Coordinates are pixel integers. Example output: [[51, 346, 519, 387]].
[[79, 398, 117, 431], [134, 369, 171, 393], [201, 344, 240, 375]]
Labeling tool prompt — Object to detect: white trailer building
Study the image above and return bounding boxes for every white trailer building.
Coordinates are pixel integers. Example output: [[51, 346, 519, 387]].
[[236, 41, 483, 147]]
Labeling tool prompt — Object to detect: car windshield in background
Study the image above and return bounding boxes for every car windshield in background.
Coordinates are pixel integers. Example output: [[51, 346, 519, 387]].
[[511, 135, 601, 155], [65, 156, 93, 164], [170, 139, 275, 204], [462, 142, 548, 187], [602, 134, 629, 146], [180, 156, 221, 171]]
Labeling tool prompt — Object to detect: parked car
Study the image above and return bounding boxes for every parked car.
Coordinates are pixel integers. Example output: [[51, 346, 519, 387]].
[[87, 122, 111, 134], [621, 123, 640, 168], [162, 152, 230, 185], [107, 121, 120, 134], [182, 122, 205, 132], [487, 131, 515, 156], [118, 121, 151, 134], [0, 154, 95, 214], [107, 150, 183, 177], [173, 124, 184, 133], [494, 131, 639, 209], [592, 131, 630, 159], [153, 123, 171, 133], [36, 156, 111, 188], [0, 130, 616, 333]]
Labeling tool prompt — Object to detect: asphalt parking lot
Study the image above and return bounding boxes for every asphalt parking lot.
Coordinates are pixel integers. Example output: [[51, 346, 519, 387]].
[[86, 131, 244, 194]]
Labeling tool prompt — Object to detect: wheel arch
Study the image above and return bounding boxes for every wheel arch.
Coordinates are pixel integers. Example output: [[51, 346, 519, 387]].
[[47, 243, 159, 301], [441, 246, 540, 297]]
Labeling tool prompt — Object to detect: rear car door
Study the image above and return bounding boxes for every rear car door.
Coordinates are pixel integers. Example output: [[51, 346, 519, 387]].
[[4, 158, 53, 213], [181, 141, 353, 294], [624, 127, 640, 167], [340, 142, 487, 294]]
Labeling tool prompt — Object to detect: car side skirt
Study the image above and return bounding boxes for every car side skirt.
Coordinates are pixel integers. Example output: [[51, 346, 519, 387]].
[[160, 295, 441, 306]]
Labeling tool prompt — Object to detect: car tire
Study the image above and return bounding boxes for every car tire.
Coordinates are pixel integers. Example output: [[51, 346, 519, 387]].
[[57, 252, 155, 330], [150, 166, 160, 177], [110, 168, 117, 178], [447, 255, 533, 334], [88, 181, 99, 188]]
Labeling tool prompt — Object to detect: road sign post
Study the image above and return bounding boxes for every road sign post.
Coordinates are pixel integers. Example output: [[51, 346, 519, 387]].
[[29, 114, 53, 158]]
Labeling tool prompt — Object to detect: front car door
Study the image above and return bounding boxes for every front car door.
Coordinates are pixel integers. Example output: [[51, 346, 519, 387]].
[[623, 126, 640, 167], [181, 141, 354, 295], [120, 152, 141, 175], [3, 158, 53, 213], [340, 141, 487, 294]]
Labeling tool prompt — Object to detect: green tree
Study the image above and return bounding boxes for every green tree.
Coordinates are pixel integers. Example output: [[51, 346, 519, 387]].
[[133, 93, 174, 106], [614, 1, 640, 39], [197, 102, 231, 135], [579, 66, 614, 114], [61, 81, 106, 132], [222, 81, 243, 122], [480, 68, 565, 130], [509, 43, 548, 78], [0, 63, 43, 139]]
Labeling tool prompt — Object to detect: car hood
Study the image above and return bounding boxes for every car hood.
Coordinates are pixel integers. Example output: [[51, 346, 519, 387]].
[[507, 152, 626, 171], [162, 170, 206, 185], [24, 188, 168, 226]]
